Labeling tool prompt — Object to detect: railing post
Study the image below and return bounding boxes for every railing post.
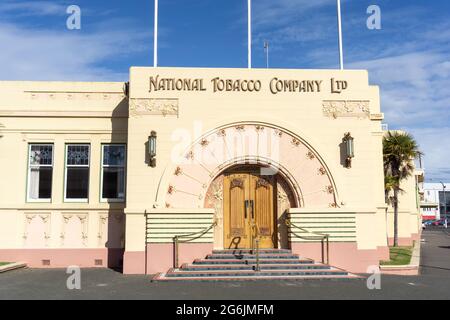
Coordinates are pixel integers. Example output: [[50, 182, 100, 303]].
[[255, 238, 260, 272], [174, 236, 179, 269], [321, 237, 325, 264], [326, 235, 330, 265]]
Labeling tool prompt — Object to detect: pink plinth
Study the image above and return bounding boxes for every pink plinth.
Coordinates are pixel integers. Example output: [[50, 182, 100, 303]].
[[123, 251, 146, 274], [387, 234, 418, 247], [291, 242, 389, 274], [380, 266, 419, 276], [0, 248, 124, 268], [147, 243, 213, 275]]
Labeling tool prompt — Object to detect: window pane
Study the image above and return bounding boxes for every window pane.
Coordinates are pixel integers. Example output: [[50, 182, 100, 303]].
[[29, 167, 52, 200], [103, 145, 125, 166], [102, 167, 125, 199], [67, 145, 90, 166], [66, 167, 89, 199], [38, 167, 53, 199], [30, 145, 53, 165]]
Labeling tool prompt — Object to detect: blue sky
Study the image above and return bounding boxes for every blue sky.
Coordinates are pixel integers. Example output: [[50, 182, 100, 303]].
[[0, 0, 449, 181]]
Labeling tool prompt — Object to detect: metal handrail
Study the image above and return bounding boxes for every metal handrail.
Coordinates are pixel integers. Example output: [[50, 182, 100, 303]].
[[173, 220, 217, 268], [250, 222, 261, 272], [285, 220, 330, 264]]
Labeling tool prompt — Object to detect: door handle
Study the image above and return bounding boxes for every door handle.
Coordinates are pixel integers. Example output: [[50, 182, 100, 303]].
[[244, 200, 249, 219], [244, 200, 255, 220]]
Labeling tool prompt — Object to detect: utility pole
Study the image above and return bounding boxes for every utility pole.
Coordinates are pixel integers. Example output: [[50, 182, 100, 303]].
[[248, 0, 252, 69], [440, 182, 447, 227], [153, 0, 159, 67], [336, 0, 344, 70], [264, 41, 269, 68]]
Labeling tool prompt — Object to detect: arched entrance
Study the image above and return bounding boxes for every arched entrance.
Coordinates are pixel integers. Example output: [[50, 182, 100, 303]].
[[162, 122, 338, 249], [204, 164, 297, 249]]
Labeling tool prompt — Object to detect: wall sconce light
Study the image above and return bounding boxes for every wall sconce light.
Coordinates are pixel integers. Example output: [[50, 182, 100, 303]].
[[148, 131, 157, 167], [344, 132, 354, 168]]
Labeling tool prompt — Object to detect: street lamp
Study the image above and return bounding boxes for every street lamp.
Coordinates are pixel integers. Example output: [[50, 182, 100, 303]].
[[343, 132, 354, 168], [148, 131, 157, 167], [440, 181, 447, 223]]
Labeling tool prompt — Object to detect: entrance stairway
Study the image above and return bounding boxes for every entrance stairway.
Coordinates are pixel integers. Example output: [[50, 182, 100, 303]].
[[152, 249, 360, 281]]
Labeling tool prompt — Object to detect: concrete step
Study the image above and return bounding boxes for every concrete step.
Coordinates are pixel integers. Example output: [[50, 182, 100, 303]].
[[193, 258, 314, 265], [152, 250, 359, 282], [166, 268, 348, 277], [212, 249, 292, 255], [206, 253, 299, 260], [180, 263, 332, 271], [153, 273, 360, 281]]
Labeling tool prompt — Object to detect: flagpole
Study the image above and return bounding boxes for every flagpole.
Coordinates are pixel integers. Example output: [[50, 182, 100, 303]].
[[264, 41, 269, 69], [337, 0, 344, 70], [248, 0, 252, 69], [153, 0, 158, 67]]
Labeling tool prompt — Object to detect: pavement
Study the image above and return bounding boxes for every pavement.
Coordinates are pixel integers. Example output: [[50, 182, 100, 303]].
[[0, 228, 449, 300]]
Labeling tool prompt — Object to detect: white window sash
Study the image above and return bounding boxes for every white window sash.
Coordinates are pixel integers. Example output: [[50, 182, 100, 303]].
[[100, 144, 126, 202], [27, 144, 53, 202], [64, 144, 90, 202]]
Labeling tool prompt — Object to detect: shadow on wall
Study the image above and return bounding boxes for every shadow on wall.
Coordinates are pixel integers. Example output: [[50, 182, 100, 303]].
[[105, 97, 129, 270], [278, 211, 289, 249]]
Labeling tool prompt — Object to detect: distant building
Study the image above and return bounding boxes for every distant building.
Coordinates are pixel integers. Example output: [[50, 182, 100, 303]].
[[421, 183, 450, 220]]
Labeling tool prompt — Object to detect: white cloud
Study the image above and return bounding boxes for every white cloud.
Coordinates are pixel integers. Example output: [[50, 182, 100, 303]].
[[0, 21, 151, 81], [0, 1, 67, 16], [348, 51, 450, 181], [252, 0, 337, 29]]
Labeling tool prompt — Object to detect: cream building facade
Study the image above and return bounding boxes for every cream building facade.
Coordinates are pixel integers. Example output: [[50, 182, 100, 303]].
[[0, 67, 421, 274]]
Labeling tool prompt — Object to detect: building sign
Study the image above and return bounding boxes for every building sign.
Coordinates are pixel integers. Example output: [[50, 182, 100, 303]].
[[149, 75, 348, 95]]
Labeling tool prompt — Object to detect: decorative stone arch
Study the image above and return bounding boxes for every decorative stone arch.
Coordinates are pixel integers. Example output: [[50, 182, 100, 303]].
[[159, 122, 339, 209]]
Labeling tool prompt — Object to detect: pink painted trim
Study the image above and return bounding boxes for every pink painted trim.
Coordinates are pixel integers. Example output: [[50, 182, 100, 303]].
[[0, 248, 124, 268], [380, 265, 419, 276], [123, 251, 146, 275], [387, 236, 417, 246], [145, 243, 213, 275], [291, 242, 390, 273]]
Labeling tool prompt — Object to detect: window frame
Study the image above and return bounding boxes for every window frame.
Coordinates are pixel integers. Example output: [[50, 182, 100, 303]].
[[100, 144, 126, 203], [26, 143, 54, 203], [64, 143, 91, 203]]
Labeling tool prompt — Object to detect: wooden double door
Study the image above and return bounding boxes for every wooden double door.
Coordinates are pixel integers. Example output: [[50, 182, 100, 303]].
[[223, 172, 276, 249]]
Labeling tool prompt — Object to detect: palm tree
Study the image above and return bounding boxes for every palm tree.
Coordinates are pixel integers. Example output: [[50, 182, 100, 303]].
[[383, 131, 422, 247]]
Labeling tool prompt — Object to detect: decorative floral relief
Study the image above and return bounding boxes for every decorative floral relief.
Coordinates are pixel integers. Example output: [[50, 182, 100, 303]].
[[291, 138, 301, 147], [325, 185, 334, 194], [98, 214, 108, 246], [174, 166, 183, 176], [235, 125, 245, 132], [318, 167, 327, 176], [28, 92, 124, 101], [277, 189, 289, 205], [306, 151, 316, 160], [204, 175, 224, 226], [129, 98, 179, 117], [217, 129, 226, 137], [274, 130, 283, 138], [200, 138, 209, 147], [23, 213, 51, 246], [256, 178, 270, 189], [322, 100, 370, 119], [186, 151, 194, 160], [230, 179, 244, 189]]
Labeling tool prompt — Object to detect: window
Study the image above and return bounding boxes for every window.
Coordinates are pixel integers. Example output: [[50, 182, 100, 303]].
[[65, 144, 90, 201], [101, 144, 126, 201], [27, 144, 53, 201]]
